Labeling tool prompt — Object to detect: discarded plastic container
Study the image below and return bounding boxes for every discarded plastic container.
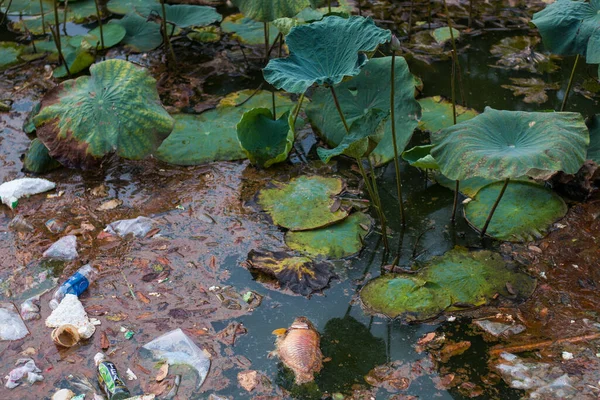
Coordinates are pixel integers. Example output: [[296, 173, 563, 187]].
[[94, 353, 131, 400], [49, 264, 97, 310], [51, 324, 81, 347], [46, 294, 96, 339]]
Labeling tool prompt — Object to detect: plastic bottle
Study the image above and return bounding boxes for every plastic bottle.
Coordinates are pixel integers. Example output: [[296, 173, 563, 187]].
[[49, 264, 97, 310], [94, 353, 131, 400]]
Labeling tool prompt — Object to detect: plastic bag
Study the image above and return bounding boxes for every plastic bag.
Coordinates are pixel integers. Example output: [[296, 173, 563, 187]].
[[0, 303, 30, 341], [104, 216, 157, 238], [142, 328, 211, 389], [43, 235, 78, 261], [4, 358, 43, 389], [0, 178, 55, 209]]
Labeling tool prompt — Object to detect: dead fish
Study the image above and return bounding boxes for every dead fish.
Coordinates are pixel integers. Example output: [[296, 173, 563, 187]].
[[270, 317, 323, 385]]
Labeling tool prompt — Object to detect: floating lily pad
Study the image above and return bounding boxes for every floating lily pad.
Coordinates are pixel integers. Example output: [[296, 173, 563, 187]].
[[231, 0, 311, 22], [107, 0, 158, 14], [465, 181, 568, 242], [264, 16, 391, 94], [532, 0, 600, 57], [402, 145, 439, 170], [258, 175, 348, 231], [501, 77, 560, 104], [307, 56, 421, 166], [80, 24, 126, 50], [317, 109, 389, 163], [221, 14, 279, 45], [109, 13, 163, 53], [431, 107, 589, 181], [155, 90, 295, 166], [187, 26, 221, 43], [52, 45, 95, 78], [23, 139, 62, 174], [490, 36, 558, 74], [35, 59, 174, 169], [1, 0, 52, 15], [246, 249, 334, 296], [285, 212, 371, 259], [136, 3, 221, 28], [67, 0, 100, 23], [431, 27, 460, 45], [9, 9, 65, 35], [0, 42, 24, 71], [417, 96, 478, 133], [588, 115, 600, 163], [237, 108, 293, 168], [360, 247, 535, 320]]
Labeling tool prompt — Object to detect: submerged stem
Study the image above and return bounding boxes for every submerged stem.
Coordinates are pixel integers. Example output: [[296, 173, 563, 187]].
[[561, 54, 580, 112], [330, 86, 350, 133], [93, 0, 104, 49], [52, 0, 70, 76], [263, 22, 269, 63], [480, 178, 510, 238], [390, 51, 406, 226], [451, 180, 459, 222], [357, 158, 389, 250]]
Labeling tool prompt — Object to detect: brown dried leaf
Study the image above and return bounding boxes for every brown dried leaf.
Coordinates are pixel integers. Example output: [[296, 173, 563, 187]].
[[136, 291, 150, 304], [156, 363, 168, 382], [100, 331, 110, 350]]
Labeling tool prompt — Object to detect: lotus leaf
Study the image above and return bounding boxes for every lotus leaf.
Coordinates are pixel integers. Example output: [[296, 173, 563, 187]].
[[490, 36, 558, 74], [465, 181, 568, 242], [109, 13, 163, 53], [317, 109, 389, 163], [52, 45, 95, 78], [221, 14, 279, 45], [501, 77, 560, 104], [23, 102, 41, 135], [417, 96, 478, 133], [187, 26, 221, 43], [246, 249, 334, 296], [0, 42, 24, 71], [532, 0, 600, 57], [231, 0, 311, 22], [155, 90, 296, 166], [360, 247, 535, 320], [307, 57, 421, 166], [80, 24, 126, 50], [402, 145, 439, 170], [236, 108, 293, 168], [257, 175, 348, 231], [431, 27, 460, 45], [136, 4, 222, 28], [1, 0, 52, 15], [433, 174, 496, 198], [263, 16, 391, 94], [9, 9, 68, 35], [67, 0, 100, 23], [285, 212, 371, 259], [107, 0, 158, 14], [23, 139, 62, 174], [34, 59, 174, 169], [588, 115, 600, 163], [431, 107, 589, 181]]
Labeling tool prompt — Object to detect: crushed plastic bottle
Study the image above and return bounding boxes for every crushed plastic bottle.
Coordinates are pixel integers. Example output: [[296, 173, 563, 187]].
[[0, 178, 56, 209], [95, 353, 131, 400], [4, 358, 43, 389], [49, 264, 97, 310]]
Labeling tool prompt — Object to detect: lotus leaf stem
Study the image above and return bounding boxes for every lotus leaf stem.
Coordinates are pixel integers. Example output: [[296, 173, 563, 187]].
[[39, 0, 46, 34], [293, 92, 305, 128], [62, 0, 67, 35], [271, 91, 276, 120], [0, 0, 10, 24], [263, 22, 269, 63], [93, 0, 105, 49], [451, 180, 459, 222], [480, 177, 510, 238], [390, 50, 406, 226], [561, 54, 580, 112], [367, 157, 389, 250], [52, 0, 70, 76], [442, 0, 465, 106], [330, 86, 350, 133], [160, 0, 176, 67], [328, 0, 331, 13], [427, 1, 431, 29], [357, 158, 389, 250]]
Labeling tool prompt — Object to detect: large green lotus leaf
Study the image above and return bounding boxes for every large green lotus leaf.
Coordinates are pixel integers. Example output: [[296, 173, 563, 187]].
[[107, 0, 158, 14], [109, 13, 163, 53], [9, 9, 70, 35], [222, 13, 283, 45], [465, 181, 568, 242], [532, 0, 600, 57], [34, 59, 174, 169], [246, 249, 334, 296], [317, 109, 389, 163], [80, 24, 126, 50], [431, 107, 589, 181], [155, 90, 295, 166], [307, 57, 421, 166], [136, 4, 222, 28], [431, 27, 460, 45], [285, 212, 371, 259], [1, 0, 52, 15], [237, 108, 293, 168], [360, 275, 451, 320], [402, 145, 439, 170], [588, 115, 600, 163], [0, 42, 24, 71], [258, 175, 349, 231], [418, 96, 478, 133], [231, 0, 311, 22], [588, 29, 600, 64], [52, 45, 95, 78], [67, 0, 101, 23], [263, 16, 391, 94], [421, 247, 536, 306], [23, 139, 62, 174]]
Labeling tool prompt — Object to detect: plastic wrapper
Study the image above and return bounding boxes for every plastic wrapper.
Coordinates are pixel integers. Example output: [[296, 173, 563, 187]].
[[104, 216, 157, 238], [4, 358, 43, 389], [43, 235, 78, 261], [0, 302, 30, 341], [0, 178, 55, 209]]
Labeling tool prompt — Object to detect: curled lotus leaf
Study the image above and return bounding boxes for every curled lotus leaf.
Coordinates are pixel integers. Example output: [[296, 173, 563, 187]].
[[246, 249, 335, 296], [231, 0, 311, 22], [588, 115, 600, 163], [532, 0, 600, 57], [23, 139, 62, 174], [464, 181, 568, 242], [257, 175, 348, 231], [285, 212, 372, 259], [307, 56, 421, 166], [109, 13, 163, 53], [402, 145, 439, 170], [418, 96, 477, 133], [221, 14, 279, 45], [430, 107, 589, 181], [263, 16, 391, 94], [34, 60, 174, 169]]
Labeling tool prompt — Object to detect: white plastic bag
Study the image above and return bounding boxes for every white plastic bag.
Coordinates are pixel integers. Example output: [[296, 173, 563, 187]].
[[0, 178, 55, 209], [43, 235, 78, 261], [104, 216, 157, 238], [0, 303, 30, 341]]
